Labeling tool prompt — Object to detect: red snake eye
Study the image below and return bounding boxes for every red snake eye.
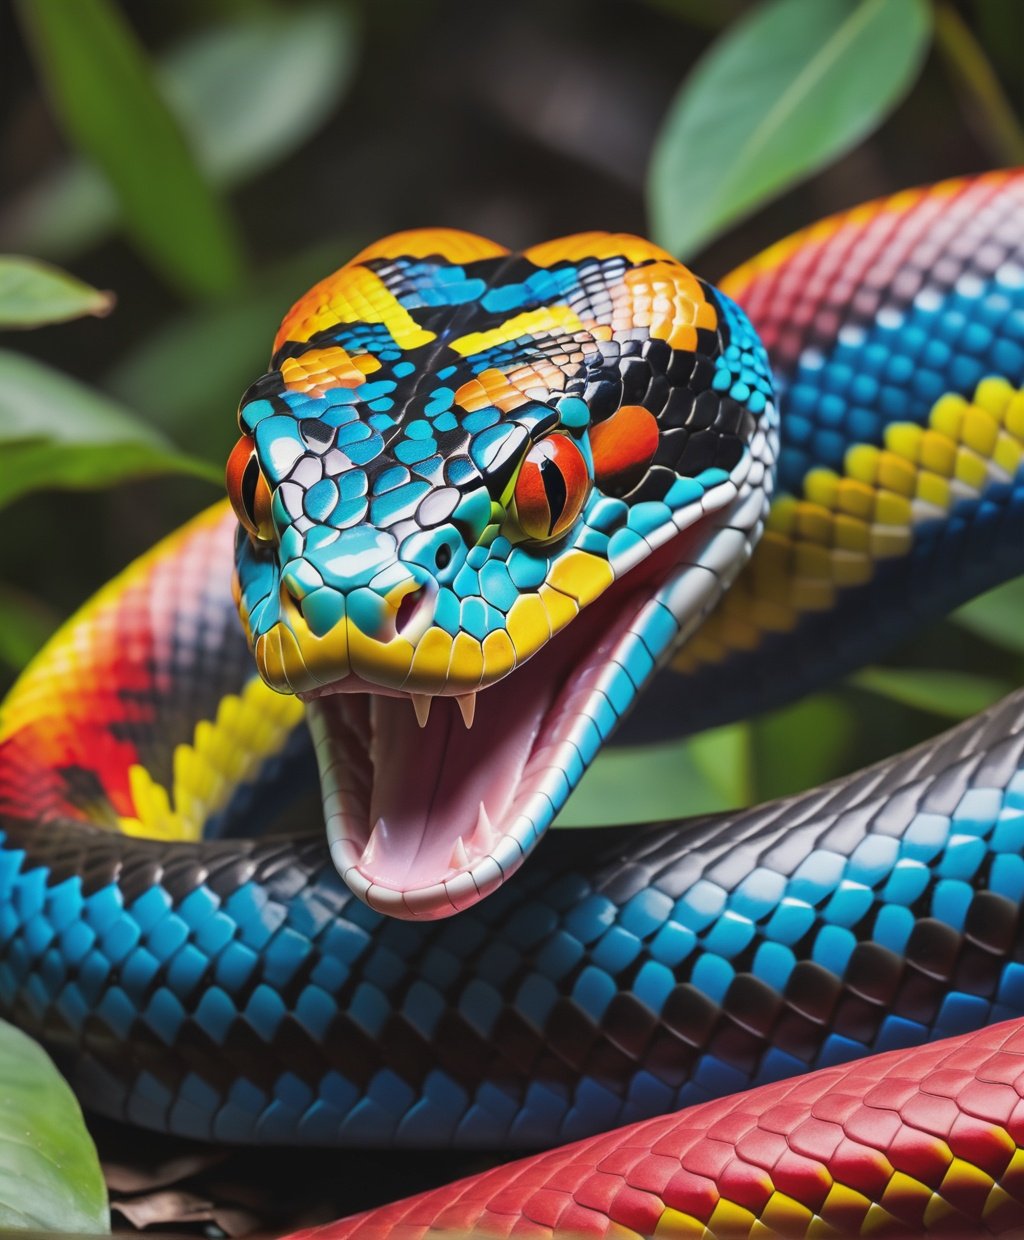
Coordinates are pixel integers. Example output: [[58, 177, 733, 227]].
[[512, 435, 590, 543], [226, 435, 274, 542]]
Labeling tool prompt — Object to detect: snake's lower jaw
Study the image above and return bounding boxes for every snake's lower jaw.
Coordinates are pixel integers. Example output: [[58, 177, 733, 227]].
[[302, 500, 748, 919]]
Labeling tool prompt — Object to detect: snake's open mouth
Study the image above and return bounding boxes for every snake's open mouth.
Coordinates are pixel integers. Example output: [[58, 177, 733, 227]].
[[301, 498, 751, 919]]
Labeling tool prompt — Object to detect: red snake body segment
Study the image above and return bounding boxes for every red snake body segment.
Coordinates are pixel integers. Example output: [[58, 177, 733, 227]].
[[295, 1018, 1024, 1238]]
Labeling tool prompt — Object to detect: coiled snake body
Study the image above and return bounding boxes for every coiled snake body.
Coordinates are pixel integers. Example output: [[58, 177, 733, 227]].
[[2, 171, 1024, 1235]]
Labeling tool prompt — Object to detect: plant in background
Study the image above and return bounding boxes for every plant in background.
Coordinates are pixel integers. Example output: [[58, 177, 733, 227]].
[[0, 1018, 108, 1232]]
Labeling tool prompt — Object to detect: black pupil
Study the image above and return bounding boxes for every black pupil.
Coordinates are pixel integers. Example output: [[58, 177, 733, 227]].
[[436, 543, 452, 570], [241, 455, 261, 527]]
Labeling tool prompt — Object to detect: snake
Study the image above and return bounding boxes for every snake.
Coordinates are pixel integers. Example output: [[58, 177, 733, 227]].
[[1, 170, 1023, 1236]]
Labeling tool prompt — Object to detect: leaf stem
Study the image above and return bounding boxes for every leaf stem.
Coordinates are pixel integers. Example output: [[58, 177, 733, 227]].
[[933, 0, 1024, 164]]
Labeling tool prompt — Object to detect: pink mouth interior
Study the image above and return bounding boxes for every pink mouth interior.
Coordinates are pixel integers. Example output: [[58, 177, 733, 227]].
[[304, 517, 711, 913]]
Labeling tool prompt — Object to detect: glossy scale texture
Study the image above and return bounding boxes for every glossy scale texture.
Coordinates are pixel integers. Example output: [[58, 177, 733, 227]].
[[0, 173, 1022, 1237]]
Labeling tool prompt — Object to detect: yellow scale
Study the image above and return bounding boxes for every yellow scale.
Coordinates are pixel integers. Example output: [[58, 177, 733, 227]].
[[674, 377, 1024, 673]]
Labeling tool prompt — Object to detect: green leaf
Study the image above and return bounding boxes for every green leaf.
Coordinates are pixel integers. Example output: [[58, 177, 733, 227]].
[[0, 586, 59, 673], [648, 0, 932, 257], [751, 694, 855, 802], [162, 4, 359, 190], [0, 256, 113, 328], [0, 1019, 108, 1232], [951, 575, 1024, 654], [0, 350, 221, 508], [687, 720, 752, 806], [5, 4, 359, 263], [15, 0, 243, 299], [557, 723, 749, 828], [850, 666, 1011, 719]]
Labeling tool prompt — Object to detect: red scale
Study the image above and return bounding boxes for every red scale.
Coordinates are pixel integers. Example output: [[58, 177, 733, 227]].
[[884, 1125, 954, 1185], [713, 1156, 775, 1213], [827, 1137, 894, 1198], [946, 1111, 1015, 1175], [606, 1182, 663, 1236], [843, 1103, 902, 1148], [789, 1116, 844, 1162], [770, 1148, 833, 1211]]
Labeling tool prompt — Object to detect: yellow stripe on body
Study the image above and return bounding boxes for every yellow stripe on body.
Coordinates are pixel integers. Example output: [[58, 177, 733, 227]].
[[274, 228, 509, 353], [118, 677, 304, 842], [351, 227, 509, 266], [524, 232, 678, 268], [274, 264, 437, 352], [673, 377, 1024, 674], [449, 305, 585, 357]]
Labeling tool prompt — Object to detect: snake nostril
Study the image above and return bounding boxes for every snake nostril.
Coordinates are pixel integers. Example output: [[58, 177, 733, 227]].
[[396, 586, 428, 637]]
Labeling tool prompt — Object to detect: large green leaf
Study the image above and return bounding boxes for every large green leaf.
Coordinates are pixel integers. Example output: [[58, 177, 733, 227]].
[[952, 575, 1024, 654], [850, 665, 1011, 719], [5, 4, 359, 263], [0, 1019, 108, 1232], [15, 0, 243, 299], [0, 256, 113, 328], [648, 0, 932, 257], [751, 694, 855, 802], [162, 3, 359, 191], [558, 722, 749, 828], [0, 350, 220, 508]]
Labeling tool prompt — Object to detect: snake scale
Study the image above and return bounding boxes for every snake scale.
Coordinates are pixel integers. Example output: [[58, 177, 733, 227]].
[[1, 171, 1024, 1236]]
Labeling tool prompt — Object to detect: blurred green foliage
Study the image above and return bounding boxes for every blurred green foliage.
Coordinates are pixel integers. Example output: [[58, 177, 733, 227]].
[[16, 0, 244, 299], [1, 0, 1022, 825], [0, 1019, 108, 1233], [649, 0, 932, 256], [0, 256, 113, 327]]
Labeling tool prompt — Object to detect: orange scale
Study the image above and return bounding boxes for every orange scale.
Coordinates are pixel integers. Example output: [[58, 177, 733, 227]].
[[590, 404, 659, 493], [495, 389, 531, 414], [454, 379, 492, 413], [667, 324, 698, 351]]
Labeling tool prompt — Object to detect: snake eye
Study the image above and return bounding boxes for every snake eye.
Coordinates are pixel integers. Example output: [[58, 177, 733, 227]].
[[512, 434, 590, 543], [226, 435, 274, 542]]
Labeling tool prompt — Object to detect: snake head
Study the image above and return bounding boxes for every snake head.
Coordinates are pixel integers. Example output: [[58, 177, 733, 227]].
[[229, 228, 776, 918]]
